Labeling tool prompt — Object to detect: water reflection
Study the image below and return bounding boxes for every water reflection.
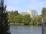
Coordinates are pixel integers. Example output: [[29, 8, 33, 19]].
[[10, 25, 42, 34]]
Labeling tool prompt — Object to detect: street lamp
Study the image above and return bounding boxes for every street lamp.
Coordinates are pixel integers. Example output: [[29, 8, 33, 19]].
[[42, 17, 44, 34]]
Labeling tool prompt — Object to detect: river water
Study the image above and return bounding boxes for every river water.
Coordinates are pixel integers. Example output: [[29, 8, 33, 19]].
[[10, 25, 42, 34]]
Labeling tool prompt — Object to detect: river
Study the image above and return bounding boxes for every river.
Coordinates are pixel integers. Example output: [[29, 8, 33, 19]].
[[10, 25, 42, 34]]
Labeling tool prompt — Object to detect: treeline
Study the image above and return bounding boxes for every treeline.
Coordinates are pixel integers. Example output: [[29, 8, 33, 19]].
[[6, 7, 46, 25], [7, 10, 31, 25]]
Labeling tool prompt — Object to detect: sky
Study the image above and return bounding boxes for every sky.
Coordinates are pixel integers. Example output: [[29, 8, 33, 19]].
[[4, 0, 46, 15]]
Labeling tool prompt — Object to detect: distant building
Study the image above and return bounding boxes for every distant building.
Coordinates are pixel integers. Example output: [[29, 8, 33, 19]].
[[19, 10, 38, 18], [20, 10, 32, 18], [27, 10, 32, 18], [20, 12, 29, 16], [26, 10, 38, 18], [31, 10, 38, 17]]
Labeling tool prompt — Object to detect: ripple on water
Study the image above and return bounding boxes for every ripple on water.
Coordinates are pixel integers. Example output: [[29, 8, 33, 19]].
[[10, 25, 42, 34]]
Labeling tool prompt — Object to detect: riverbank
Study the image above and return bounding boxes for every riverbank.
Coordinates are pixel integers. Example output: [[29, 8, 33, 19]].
[[10, 23, 41, 26]]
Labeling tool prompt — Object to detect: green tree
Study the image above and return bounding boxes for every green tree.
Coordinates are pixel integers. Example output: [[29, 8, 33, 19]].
[[7, 11, 31, 25], [42, 8, 46, 23], [33, 16, 42, 25], [23, 14, 31, 25]]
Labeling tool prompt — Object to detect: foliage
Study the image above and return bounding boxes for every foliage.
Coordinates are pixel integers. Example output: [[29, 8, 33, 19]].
[[7, 11, 31, 25], [33, 16, 42, 25], [42, 8, 46, 22], [7, 10, 45, 25]]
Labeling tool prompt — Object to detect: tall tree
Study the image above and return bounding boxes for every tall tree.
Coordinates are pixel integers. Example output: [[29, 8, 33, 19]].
[[42, 8, 46, 23]]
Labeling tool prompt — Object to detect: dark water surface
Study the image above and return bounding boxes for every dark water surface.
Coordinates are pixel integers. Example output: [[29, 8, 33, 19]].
[[10, 25, 42, 34]]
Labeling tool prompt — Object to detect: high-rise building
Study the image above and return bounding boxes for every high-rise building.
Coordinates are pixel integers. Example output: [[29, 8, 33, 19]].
[[31, 10, 38, 17], [27, 10, 38, 18]]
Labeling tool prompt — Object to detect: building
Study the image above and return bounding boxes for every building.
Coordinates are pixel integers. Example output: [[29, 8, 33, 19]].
[[27, 10, 32, 18], [19, 10, 32, 18], [20, 12, 29, 16], [19, 10, 38, 18], [31, 10, 38, 17]]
